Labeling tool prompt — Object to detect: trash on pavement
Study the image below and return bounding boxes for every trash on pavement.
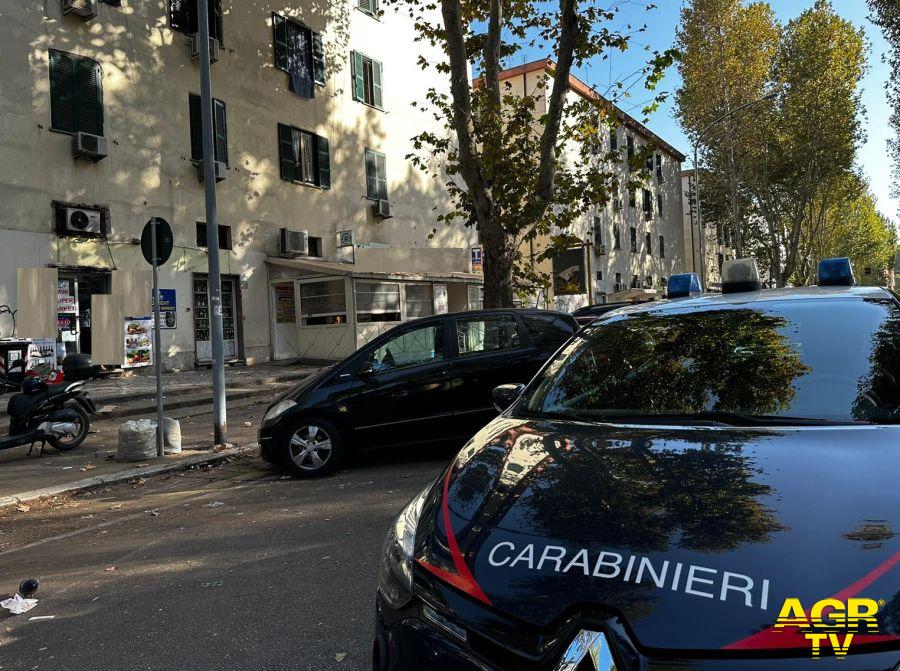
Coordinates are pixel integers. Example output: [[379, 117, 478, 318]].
[[201, 580, 224, 588], [19, 578, 39, 598], [335, 653, 348, 663], [145, 509, 160, 517], [1, 594, 38, 615], [15, 505, 29, 513], [243, 421, 252, 427], [163, 418, 182, 455], [80, 464, 96, 472], [29, 615, 55, 621], [207, 501, 224, 508], [117, 420, 157, 462]]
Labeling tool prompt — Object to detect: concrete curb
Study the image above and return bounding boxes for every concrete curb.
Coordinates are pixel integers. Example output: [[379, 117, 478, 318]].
[[0, 444, 259, 510]]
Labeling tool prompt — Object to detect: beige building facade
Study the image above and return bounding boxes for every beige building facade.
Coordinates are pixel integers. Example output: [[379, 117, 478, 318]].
[[496, 60, 687, 311], [680, 171, 737, 291], [0, 0, 479, 370]]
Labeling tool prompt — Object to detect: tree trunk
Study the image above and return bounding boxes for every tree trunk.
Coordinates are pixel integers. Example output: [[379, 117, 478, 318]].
[[481, 225, 516, 308]]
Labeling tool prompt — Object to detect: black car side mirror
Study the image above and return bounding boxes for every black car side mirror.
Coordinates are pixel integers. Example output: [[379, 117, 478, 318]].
[[493, 384, 525, 413], [358, 363, 376, 380]]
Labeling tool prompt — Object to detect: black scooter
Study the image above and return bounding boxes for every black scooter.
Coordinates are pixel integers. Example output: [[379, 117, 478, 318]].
[[0, 363, 96, 455]]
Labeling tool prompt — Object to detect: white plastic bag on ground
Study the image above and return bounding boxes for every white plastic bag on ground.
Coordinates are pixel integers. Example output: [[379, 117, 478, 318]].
[[163, 417, 182, 455], [117, 419, 157, 462]]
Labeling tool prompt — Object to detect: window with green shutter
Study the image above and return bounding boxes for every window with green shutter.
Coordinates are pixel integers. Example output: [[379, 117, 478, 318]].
[[365, 149, 388, 200], [49, 50, 104, 136], [277, 123, 330, 189], [272, 13, 325, 98], [189, 93, 228, 166], [351, 51, 383, 109], [170, 0, 223, 43], [357, 0, 379, 16]]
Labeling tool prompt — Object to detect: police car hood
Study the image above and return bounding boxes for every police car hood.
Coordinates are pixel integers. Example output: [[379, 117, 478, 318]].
[[416, 417, 900, 652]]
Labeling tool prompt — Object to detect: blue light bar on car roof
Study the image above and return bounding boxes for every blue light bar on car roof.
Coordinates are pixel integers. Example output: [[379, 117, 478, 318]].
[[817, 257, 855, 287], [721, 259, 762, 294], [667, 273, 702, 299]]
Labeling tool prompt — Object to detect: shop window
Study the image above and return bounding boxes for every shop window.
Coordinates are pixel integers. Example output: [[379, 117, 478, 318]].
[[404, 284, 434, 320], [456, 316, 520, 356], [273, 13, 325, 98], [196, 223, 232, 251], [299, 279, 347, 325], [356, 281, 400, 322], [49, 50, 104, 136]]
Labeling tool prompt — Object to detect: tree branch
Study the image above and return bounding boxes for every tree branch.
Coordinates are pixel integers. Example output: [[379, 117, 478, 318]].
[[484, 0, 502, 106]]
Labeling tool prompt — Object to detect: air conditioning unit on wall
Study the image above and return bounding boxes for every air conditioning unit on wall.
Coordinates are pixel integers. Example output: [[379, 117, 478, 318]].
[[62, 0, 97, 20], [189, 34, 220, 63], [373, 199, 394, 219], [196, 160, 227, 183], [61, 206, 105, 238], [73, 131, 108, 162], [279, 228, 309, 257]]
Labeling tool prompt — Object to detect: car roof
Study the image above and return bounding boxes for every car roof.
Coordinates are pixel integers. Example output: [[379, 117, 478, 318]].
[[604, 286, 893, 319], [441, 308, 573, 319]]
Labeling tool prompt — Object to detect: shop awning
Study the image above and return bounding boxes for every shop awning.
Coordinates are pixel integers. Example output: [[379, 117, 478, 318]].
[[265, 256, 483, 284]]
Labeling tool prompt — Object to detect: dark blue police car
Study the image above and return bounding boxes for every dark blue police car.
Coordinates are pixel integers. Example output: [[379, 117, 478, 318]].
[[374, 258, 900, 670]]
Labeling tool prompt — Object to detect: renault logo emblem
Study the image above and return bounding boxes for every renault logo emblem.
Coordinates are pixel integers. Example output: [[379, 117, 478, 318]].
[[554, 630, 617, 671]]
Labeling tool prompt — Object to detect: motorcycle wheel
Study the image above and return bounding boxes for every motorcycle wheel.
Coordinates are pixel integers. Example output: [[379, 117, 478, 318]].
[[48, 404, 90, 451]]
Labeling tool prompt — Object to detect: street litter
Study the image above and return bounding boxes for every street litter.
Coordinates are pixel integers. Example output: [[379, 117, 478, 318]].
[[243, 421, 252, 427], [105, 566, 117, 572], [29, 615, 55, 621], [145, 509, 160, 517], [201, 580, 225, 588], [61, 466, 73, 470], [2, 594, 38, 615], [15, 505, 29, 513], [335, 653, 348, 663], [207, 501, 224, 508], [80, 464, 96, 472]]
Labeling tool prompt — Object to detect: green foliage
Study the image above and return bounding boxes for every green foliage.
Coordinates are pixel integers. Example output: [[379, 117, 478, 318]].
[[391, 0, 675, 306]]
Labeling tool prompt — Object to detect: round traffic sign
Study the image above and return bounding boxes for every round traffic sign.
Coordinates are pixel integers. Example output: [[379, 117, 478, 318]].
[[141, 217, 174, 266]]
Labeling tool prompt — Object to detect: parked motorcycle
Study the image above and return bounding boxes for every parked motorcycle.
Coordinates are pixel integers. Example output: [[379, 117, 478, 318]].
[[0, 364, 96, 456]]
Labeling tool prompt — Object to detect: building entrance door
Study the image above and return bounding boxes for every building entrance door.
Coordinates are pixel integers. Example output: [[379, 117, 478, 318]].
[[57, 271, 111, 358]]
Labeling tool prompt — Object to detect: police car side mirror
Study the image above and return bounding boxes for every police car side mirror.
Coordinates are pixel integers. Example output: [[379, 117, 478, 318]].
[[493, 384, 525, 413]]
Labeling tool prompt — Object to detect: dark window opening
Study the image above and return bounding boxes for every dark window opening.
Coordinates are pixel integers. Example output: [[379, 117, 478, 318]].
[[273, 14, 325, 98], [189, 94, 228, 165], [630, 227, 637, 253], [659, 235, 666, 259], [645, 232, 652, 256], [277, 123, 330, 188], [196, 223, 232, 251], [613, 225, 621, 250], [365, 148, 388, 200], [169, 0, 223, 43]]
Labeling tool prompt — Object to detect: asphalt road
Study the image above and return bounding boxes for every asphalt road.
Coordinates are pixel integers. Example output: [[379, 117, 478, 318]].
[[0, 445, 458, 670]]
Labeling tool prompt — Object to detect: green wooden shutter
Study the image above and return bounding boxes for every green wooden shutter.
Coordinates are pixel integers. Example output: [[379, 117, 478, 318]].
[[358, 0, 372, 13], [352, 51, 365, 102], [372, 60, 383, 108], [316, 135, 331, 189], [312, 32, 325, 86], [364, 149, 377, 198], [273, 14, 288, 71], [213, 98, 228, 165], [49, 51, 76, 133], [277, 123, 297, 181], [375, 152, 387, 200], [188, 94, 203, 161], [75, 58, 104, 136], [210, 0, 223, 43]]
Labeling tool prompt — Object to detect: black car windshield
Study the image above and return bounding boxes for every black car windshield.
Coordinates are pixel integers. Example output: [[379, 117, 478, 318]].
[[525, 295, 900, 425]]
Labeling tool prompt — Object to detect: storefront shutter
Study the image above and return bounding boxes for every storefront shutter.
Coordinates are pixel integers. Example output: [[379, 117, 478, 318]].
[[188, 94, 203, 161], [316, 135, 331, 189], [351, 51, 365, 102], [213, 98, 228, 165], [312, 32, 325, 86], [278, 123, 297, 181], [49, 51, 76, 133], [372, 59, 383, 108], [273, 14, 288, 71], [75, 58, 104, 136]]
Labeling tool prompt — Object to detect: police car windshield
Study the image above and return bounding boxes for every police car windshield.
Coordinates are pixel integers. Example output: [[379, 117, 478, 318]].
[[526, 295, 900, 425]]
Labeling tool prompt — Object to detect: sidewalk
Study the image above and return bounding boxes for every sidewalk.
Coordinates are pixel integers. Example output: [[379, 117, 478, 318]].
[[0, 360, 320, 507]]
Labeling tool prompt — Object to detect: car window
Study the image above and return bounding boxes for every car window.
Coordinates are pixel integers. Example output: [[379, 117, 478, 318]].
[[521, 314, 576, 348], [457, 316, 521, 356], [525, 296, 900, 424], [370, 324, 444, 373]]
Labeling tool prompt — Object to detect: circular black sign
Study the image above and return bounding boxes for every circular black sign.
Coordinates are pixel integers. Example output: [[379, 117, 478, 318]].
[[141, 217, 174, 266]]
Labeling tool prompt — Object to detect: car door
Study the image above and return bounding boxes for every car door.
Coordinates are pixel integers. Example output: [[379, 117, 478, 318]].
[[448, 312, 537, 435], [344, 318, 454, 448]]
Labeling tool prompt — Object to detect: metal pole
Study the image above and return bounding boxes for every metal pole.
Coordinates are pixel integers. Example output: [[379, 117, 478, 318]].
[[151, 218, 165, 458], [198, 0, 227, 445], [693, 146, 706, 290]]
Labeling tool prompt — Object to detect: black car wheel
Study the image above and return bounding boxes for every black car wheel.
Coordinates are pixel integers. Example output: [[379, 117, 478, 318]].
[[47, 403, 90, 451], [282, 418, 344, 477]]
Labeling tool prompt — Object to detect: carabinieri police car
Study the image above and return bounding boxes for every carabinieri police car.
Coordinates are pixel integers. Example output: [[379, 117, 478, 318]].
[[374, 258, 900, 671]]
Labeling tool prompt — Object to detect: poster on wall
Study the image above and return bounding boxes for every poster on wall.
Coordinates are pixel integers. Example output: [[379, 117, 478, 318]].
[[123, 317, 153, 369], [274, 283, 296, 324], [471, 247, 483, 274], [433, 284, 448, 315], [152, 289, 177, 329]]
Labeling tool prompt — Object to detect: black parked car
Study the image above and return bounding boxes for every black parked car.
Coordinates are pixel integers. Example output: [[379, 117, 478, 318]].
[[373, 280, 900, 670], [571, 301, 633, 326], [258, 309, 577, 477]]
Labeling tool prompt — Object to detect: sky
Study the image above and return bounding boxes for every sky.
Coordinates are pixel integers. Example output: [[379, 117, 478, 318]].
[[521, 0, 898, 224]]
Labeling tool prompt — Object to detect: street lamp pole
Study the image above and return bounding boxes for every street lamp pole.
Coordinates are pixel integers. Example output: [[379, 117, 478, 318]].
[[692, 92, 778, 289]]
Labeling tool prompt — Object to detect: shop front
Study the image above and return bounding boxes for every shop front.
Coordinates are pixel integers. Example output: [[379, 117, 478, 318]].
[[266, 257, 483, 362], [192, 273, 244, 364]]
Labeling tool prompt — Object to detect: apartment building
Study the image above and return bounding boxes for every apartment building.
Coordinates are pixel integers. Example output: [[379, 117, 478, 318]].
[[681, 171, 736, 291], [0, 0, 479, 370], [495, 59, 687, 311]]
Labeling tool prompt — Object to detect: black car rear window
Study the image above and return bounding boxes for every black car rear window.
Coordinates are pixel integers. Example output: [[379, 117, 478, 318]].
[[525, 296, 900, 424], [521, 314, 575, 348]]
